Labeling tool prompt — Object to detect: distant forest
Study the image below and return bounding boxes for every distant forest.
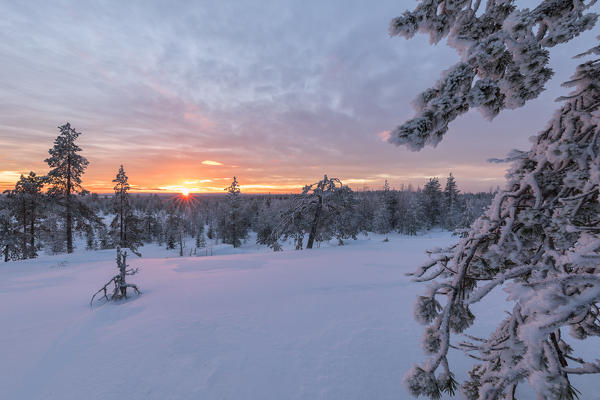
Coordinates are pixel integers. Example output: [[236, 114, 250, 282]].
[[1, 171, 493, 261]]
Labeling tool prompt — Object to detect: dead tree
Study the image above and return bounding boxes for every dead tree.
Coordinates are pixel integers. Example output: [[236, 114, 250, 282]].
[[91, 246, 141, 306]]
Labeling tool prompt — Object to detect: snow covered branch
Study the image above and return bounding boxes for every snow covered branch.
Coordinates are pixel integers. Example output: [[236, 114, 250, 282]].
[[404, 38, 600, 398], [388, 0, 598, 151]]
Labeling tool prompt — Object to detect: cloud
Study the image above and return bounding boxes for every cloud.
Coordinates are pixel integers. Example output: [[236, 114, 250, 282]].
[[377, 130, 391, 142], [0, 1, 595, 192], [201, 160, 223, 166]]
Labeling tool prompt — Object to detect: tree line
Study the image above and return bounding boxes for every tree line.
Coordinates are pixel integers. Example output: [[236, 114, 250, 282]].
[[0, 123, 493, 261]]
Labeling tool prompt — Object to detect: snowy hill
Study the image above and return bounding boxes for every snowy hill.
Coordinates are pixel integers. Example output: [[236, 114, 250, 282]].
[[1, 232, 598, 400]]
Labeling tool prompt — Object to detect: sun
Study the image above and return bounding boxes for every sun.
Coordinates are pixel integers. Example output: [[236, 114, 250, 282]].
[[181, 188, 190, 197]]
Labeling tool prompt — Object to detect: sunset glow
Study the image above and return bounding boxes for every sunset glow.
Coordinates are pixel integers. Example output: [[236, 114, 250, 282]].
[[0, 2, 595, 194]]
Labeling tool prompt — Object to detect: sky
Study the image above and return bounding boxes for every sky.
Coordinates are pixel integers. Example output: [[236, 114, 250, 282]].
[[0, 0, 597, 194]]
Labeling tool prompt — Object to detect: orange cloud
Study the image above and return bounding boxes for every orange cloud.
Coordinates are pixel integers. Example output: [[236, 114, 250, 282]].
[[201, 160, 223, 166], [377, 130, 391, 142]]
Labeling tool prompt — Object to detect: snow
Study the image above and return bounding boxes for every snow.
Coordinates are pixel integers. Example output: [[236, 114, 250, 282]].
[[1, 232, 598, 399]]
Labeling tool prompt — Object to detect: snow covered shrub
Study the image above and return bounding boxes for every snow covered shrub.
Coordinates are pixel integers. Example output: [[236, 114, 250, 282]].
[[387, 0, 599, 398]]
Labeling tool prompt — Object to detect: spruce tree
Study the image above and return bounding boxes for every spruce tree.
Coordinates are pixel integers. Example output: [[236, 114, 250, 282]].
[[420, 178, 442, 229], [217, 177, 248, 248], [45, 123, 89, 253], [374, 180, 395, 235], [403, 194, 422, 236], [443, 173, 462, 230]]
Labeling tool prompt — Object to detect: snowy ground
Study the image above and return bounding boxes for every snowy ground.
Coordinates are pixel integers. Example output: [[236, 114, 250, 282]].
[[1, 232, 599, 399]]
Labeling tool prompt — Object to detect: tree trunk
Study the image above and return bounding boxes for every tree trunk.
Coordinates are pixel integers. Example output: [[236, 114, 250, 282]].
[[119, 196, 124, 246], [232, 208, 238, 248], [30, 204, 35, 257], [66, 155, 73, 253], [22, 200, 28, 258], [179, 230, 183, 257], [306, 196, 322, 249], [66, 203, 72, 253]]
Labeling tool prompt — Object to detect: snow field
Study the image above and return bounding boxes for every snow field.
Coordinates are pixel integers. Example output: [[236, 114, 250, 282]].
[[1, 232, 598, 399]]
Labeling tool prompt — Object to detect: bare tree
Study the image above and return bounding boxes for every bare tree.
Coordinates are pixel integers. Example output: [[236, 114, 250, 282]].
[[91, 246, 141, 306]]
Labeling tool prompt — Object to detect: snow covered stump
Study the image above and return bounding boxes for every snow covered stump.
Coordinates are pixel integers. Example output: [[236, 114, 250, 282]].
[[91, 246, 141, 306]]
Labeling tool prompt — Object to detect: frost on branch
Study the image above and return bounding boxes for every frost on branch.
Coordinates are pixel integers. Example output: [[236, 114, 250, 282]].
[[91, 246, 141, 306], [388, 0, 597, 150], [404, 44, 600, 399]]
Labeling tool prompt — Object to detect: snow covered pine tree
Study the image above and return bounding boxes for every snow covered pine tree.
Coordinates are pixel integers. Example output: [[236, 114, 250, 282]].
[[4, 172, 46, 259], [45, 123, 89, 253], [218, 177, 248, 248], [373, 180, 396, 236], [421, 178, 443, 229], [268, 175, 357, 250], [386, 0, 600, 398], [110, 165, 142, 251], [443, 173, 463, 230], [111, 165, 131, 247]]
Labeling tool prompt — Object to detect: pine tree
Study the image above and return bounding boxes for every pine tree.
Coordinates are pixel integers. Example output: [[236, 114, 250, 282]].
[[41, 211, 65, 254], [330, 184, 359, 244], [0, 206, 20, 262], [85, 224, 95, 250], [217, 177, 248, 248], [4, 172, 46, 258], [109, 165, 142, 251], [406, 45, 600, 400], [45, 123, 89, 253], [374, 180, 395, 235], [195, 226, 206, 249], [388, 0, 600, 395], [267, 175, 358, 250], [356, 193, 376, 233], [443, 173, 462, 230], [304, 175, 342, 248], [112, 165, 130, 247], [399, 192, 423, 236], [97, 224, 110, 250], [420, 178, 442, 229]]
